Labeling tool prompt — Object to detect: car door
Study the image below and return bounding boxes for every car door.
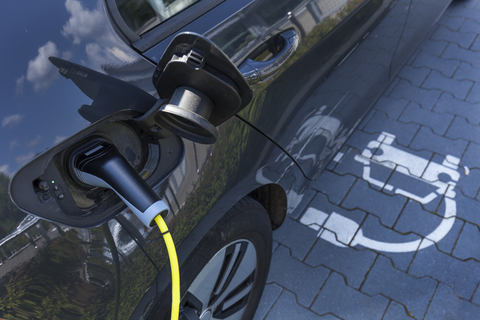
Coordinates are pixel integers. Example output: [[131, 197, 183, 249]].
[[138, 0, 410, 180], [223, 0, 410, 180]]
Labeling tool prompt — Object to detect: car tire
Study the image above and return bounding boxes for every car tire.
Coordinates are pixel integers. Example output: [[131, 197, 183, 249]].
[[150, 196, 272, 320], [180, 196, 273, 320]]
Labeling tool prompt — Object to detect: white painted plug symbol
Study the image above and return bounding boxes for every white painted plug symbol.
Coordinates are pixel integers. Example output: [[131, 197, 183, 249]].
[[300, 132, 460, 253]]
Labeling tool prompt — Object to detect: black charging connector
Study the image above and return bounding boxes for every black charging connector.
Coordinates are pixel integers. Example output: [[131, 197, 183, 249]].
[[70, 139, 169, 227]]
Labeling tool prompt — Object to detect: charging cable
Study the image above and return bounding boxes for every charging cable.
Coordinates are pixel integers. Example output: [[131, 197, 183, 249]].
[[71, 140, 181, 320], [154, 215, 180, 320]]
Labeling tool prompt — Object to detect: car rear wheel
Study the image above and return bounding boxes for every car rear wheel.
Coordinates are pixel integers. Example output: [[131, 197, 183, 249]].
[[180, 197, 272, 320]]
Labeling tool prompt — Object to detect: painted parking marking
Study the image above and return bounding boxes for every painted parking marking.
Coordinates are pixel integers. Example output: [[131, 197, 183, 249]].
[[301, 132, 460, 253]]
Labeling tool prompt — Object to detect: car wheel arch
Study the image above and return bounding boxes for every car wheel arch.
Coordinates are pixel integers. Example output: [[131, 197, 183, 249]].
[[248, 183, 287, 230]]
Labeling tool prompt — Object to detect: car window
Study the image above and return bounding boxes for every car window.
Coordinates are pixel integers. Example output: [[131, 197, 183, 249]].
[[116, 0, 200, 36]]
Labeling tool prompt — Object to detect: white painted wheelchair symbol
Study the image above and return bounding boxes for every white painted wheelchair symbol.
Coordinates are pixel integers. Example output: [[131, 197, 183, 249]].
[[301, 132, 460, 253]]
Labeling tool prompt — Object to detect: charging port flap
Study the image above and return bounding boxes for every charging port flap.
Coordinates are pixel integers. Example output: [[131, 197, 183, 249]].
[[152, 32, 253, 144]]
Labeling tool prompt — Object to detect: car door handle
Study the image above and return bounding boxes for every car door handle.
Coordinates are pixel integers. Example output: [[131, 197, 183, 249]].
[[239, 29, 299, 84]]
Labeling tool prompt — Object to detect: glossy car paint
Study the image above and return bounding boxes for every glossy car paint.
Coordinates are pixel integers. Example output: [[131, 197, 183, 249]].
[[0, 0, 451, 319]]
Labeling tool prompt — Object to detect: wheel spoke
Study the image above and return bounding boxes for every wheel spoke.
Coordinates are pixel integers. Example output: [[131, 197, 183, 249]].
[[211, 271, 254, 319], [222, 275, 253, 310], [211, 241, 257, 318], [185, 239, 258, 319], [213, 307, 245, 320], [212, 242, 244, 296], [186, 248, 228, 309]]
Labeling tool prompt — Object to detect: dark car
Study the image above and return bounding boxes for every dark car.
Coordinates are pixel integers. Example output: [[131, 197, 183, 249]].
[[0, 0, 451, 319]]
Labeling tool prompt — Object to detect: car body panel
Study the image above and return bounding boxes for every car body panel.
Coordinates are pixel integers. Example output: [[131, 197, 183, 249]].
[[233, 0, 398, 179], [145, 0, 395, 180], [0, 2, 304, 318]]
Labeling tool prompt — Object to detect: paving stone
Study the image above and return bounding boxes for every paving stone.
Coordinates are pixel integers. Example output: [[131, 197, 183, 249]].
[[373, 96, 409, 119], [446, 2, 480, 21], [447, 116, 480, 145], [453, 222, 480, 260], [253, 283, 283, 320], [466, 82, 480, 103], [342, 179, 407, 227], [416, 39, 449, 56], [311, 272, 389, 320], [386, 164, 442, 209], [395, 199, 464, 254], [409, 243, 480, 300], [455, 168, 480, 198], [394, 199, 463, 254], [427, 153, 463, 184], [437, 14, 465, 31], [389, 79, 442, 111], [383, 301, 415, 320], [272, 241, 279, 252], [273, 217, 319, 261], [425, 22, 438, 43], [333, 148, 394, 191], [356, 214, 419, 271], [411, 50, 460, 77], [399, 102, 454, 135], [453, 61, 480, 82], [305, 233, 376, 289], [362, 255, 437, 319], [471, 36, 480, 51], [424, 283, 480, 320], [472, 285, 480, 305], [454, 189, 480, 226], [410, 126, 468, 159], [434, 92, 480, 125], [442, 43, 480, 68], [363, 110, 420, 146], [384, 77, 400, 96], [459, 18, 480, 34], [345, 130, 383, 150], [373, 137, 433, 179], [436, 217, 464, 255], [358, 108, 375, 130], [398, 66, 430, 86], [311, 170, 356, 205], [431, 25, 476, 48], [305, 192, 367, 234], [264, 290, 340, 320], [461, 142, 480, 169], [422, 70, 474, 100], [267, 245, 330, 307], [462, 0, 480, 9]]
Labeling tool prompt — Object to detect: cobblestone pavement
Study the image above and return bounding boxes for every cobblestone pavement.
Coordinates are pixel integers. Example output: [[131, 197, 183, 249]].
[[254, 1, 480, 319]]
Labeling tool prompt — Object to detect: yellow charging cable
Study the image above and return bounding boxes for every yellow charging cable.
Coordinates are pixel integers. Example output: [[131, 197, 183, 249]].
[[154, 215, 180, 320]]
